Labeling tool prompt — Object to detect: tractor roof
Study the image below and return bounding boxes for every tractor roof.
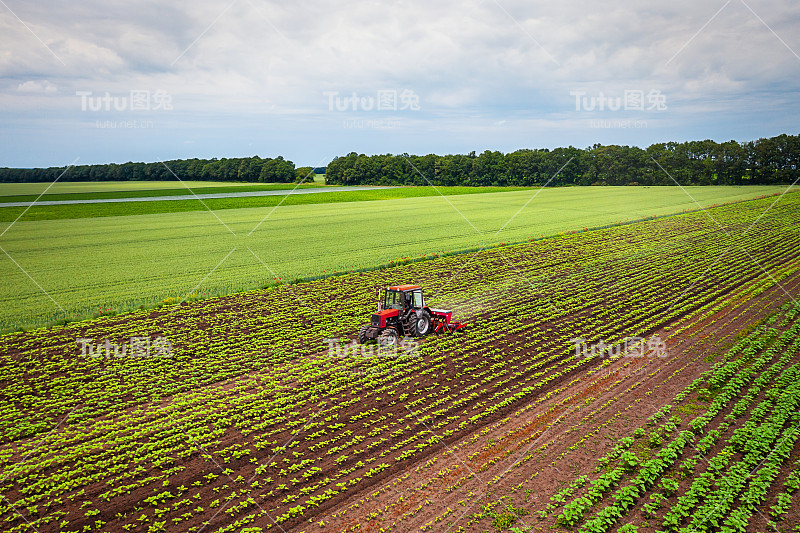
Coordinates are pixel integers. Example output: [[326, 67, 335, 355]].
[[387, 284, 420, 291]]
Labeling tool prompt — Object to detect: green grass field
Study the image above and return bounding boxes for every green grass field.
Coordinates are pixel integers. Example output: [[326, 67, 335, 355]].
[[0, 180, 330, 204], [0, 185, 790, 332], [0, 185, 529, 222], [0, 180, 309, 196]]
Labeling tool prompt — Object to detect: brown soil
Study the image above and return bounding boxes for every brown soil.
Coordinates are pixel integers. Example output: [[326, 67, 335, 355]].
[[308, 270, 800, 533]]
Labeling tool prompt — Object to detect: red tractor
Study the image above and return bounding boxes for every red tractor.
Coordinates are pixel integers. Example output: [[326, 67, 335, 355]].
[[358, 285, 465, 346]]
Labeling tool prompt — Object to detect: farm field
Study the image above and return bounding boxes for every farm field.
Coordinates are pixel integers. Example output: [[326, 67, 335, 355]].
[[0, 181, 312, 197], [0, 185, 789, 332], [0, 185, 536, 222], [1, 191, 799, 533], [0, 183, 329, 204], [0, 187, 396, 207], [541, 311, 800, 533], [0, 180, 321, 199]]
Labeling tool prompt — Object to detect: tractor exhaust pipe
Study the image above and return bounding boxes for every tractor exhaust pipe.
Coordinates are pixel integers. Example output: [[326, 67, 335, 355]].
[[377, 288, 382, 312]]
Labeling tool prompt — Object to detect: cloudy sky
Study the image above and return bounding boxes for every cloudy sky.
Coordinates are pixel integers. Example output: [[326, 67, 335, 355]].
[[1, 0, 799, 168]]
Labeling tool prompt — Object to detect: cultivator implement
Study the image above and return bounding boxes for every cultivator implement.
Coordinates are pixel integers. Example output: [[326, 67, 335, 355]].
[[430, 308, 467, 334]]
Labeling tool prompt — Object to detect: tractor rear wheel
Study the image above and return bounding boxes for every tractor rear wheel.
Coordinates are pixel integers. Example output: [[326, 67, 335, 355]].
[[358, 324, 371, 344], [415, 311, 432, 336], [379, 328, 399, 348]]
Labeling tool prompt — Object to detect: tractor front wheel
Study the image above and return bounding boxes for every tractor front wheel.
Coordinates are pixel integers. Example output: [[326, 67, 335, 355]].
[[358, 324, 371, 344], [379, 328, 399, 347], [415, 311, 432, 336]]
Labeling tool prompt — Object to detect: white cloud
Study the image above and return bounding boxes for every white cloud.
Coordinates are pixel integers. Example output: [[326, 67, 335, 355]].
[[17, 80, 57, 93], [1, 0, 799, 165]]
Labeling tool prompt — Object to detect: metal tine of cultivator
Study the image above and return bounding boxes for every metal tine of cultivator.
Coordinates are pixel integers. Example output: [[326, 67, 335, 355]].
[[430, 308, 466, 334]]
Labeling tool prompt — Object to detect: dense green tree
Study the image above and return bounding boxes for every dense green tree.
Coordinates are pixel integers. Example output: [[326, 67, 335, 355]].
[[0, 156, 297, 184], [295, 166, 313, 182], [3, 134, 798, 186], [321, 135, 797, 187]]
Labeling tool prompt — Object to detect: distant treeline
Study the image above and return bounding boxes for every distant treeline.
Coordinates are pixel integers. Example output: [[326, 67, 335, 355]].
[[2, 134, 799, 186], [326, 134, 800, 186], [0, 156, 297, 183]]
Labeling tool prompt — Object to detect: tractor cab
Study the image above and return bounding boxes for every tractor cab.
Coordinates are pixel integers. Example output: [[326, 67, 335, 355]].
[[383, 289, 403, 310], [383, 285, 425, 311]]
